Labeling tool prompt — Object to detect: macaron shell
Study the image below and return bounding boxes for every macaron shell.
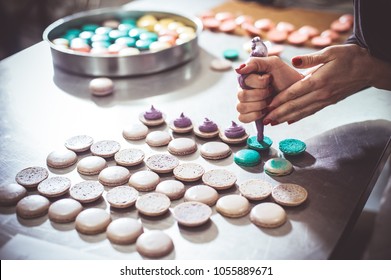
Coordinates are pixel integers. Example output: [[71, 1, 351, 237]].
[[234, 149, 261, 167], [202, 169, 237, 190], [0, 183, 27, 206], [46, 149, 78, 169], [155, 180, 185, 200], [184, 185, 219, 206], [216, 194, 250, 218], [173, 201, 212, 227], [69, 180, 104, 203], [48, 198, 83, 223], [64, 135, 94, 152], [16, 195, 50, 219], [90, 140, 121, 158], [37, 176, 71, 197], [145, 131, 172, 147], [128, 170, 160, 192], [250, 202, 287, 228], [106, 218, 144, 245], [89, 77, 114, 96], [77, 156, 107, 175], [98, 166, 131, 187], [173, 162, 205, 182], [15, 166, 49, 188], [114, 148, 145, 167], [200, 141, 231, 160], [219, 131, 249, 144], [139, 113, 166, 127], [136, 230, 174, 258], [135, 192, 171, 216], [167, 138, 197, 156], [279, 138, 306, 156], [122, 123, 149, 140], [247, 135, 273, 151], [239, 179, 272, 201], [264, 158, 293, 176], [209, 58, 232, 71], [193, 126, 220, 139], [106, 186, 139, 208], [75, 208, 111, 235], [169, 121, 194, 134], [145, 154, 179, 174], [272, 183, 308, 206]]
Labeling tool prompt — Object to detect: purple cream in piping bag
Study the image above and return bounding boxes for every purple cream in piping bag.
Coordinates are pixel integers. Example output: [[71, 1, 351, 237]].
[[237, 37, 268, 142]]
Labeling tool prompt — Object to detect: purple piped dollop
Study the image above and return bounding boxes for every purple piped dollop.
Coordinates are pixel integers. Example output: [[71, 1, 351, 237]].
[[224, 121, 246, 138], [199, 118, 218, 133], [144, 105, 163, 120], [173, 113, 192, 128]]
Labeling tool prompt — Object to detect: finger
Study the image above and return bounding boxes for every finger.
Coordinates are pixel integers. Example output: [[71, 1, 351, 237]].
[[236, 99, 268, 114], [237, 86, 273, 102], [267, 75, 314, 109], [238, 111, 265, 123], [264, 87, 333, 124], [292, 49, 331, 69], [279, 100, 329, 124], [235, 56, 278, 74], [242, 73, 272, 89]]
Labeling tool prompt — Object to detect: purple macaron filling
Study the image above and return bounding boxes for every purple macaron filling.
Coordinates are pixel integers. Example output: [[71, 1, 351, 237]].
[[173, 113, 192, 128], [144, 105, 163, 120], [224, 121, 246, 138], [199, 118, 218, 133]]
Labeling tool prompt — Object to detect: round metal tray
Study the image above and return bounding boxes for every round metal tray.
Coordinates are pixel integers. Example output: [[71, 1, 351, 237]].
[[43, 8, 202, 77]]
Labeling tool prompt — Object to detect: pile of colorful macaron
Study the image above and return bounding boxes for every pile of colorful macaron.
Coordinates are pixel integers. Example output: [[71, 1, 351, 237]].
[[52, 14, 197, 55], [199, 11, 353, 49]]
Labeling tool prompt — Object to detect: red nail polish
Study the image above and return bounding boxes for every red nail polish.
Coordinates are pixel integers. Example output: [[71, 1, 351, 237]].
[[263, 119, 271, 125], [292, 57, 302, 67], [235, 63, 246, 73], [287, 120, 296, 125], [271, 121, 279, 126]]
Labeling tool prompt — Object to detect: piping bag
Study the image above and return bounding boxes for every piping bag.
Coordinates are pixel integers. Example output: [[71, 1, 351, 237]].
[[237, 37, 268, 142]]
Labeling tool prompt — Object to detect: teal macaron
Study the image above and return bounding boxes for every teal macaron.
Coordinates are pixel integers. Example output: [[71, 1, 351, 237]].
[[279, 138, 306, 156], [247, 135, 273, 151], [234, 149, 261, 167]]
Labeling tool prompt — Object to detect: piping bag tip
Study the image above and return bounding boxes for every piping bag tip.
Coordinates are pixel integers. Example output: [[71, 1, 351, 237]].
[[255, 119, 264, 143]]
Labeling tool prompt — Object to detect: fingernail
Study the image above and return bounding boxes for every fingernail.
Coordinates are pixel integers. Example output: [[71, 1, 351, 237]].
[[271, 121, 279, 126], [235, 63, 246, 72], [263, 119, 271, 125], [292, 57, 302, 67], [287, 120, 296, 125]]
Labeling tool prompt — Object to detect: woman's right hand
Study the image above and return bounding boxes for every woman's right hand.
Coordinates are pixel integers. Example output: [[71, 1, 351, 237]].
[[235, 56, 303, 123]]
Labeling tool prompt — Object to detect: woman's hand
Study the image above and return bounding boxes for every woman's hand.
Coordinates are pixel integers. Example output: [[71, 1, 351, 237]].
[[263, 44, 391, 125], [235, 56, 303, 123]]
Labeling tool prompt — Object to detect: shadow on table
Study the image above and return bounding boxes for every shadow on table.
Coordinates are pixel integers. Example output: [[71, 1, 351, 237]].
[[52, 48, 224, 107], [269, 119, 391, 257]]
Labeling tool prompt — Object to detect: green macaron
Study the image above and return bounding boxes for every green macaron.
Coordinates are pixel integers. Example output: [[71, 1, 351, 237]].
[[234, 149, 261, 167], [247, 135, 273, 151], [223, 49, 240, 61], [279, 138, 306, 156]]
